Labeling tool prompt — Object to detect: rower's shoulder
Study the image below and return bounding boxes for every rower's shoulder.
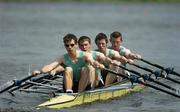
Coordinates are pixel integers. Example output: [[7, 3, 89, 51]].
[[91, 50, 104, 56], [120, 46, 129, 51], [107, 48, 119, 54]]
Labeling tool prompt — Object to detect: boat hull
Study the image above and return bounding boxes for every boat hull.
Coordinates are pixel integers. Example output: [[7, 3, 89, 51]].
[[38, 82, 144, 109]]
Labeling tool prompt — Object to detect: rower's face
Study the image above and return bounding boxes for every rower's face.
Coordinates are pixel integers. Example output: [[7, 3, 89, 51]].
[[96, 39, 107, 52], [79, 40, 91, 52], [64, 40, 77, 53], [110, 37, 122, 51]]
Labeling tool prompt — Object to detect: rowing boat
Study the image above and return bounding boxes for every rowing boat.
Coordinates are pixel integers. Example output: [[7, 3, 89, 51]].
[[1, 58, 179, 109], [37, 80, 144, 109]]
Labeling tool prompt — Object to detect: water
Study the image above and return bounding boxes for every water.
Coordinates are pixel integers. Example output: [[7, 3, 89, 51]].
[[0, 2, 180, 112]]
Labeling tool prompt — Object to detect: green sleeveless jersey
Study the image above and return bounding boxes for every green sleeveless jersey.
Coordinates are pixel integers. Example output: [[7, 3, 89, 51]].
[[63, 50, 85, 81]]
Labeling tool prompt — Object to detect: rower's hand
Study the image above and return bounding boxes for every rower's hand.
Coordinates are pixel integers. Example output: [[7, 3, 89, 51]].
[[112, 60, 121, 66], [134, 54, 142, 60], [32, 70, 41, 76], [98, 64, 105, 70], [106, 57, 113, 65], [49, 70, 56, 76], [93, 61, 105, 70], [127, 59, 134, 64]]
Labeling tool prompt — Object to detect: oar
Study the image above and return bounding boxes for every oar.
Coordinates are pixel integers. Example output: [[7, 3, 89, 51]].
[[140, 58, 180, 77], [130, 63, 180, 84], [23, 74, 63, 89], [26, 81, 62, 91], [0, 75, 34, 94], [8, 74, 52, 94], [9, 72, 63, 95], [105, 68, 180, 98], [114, 64, 179, 93], [19, 88, 59, 97]]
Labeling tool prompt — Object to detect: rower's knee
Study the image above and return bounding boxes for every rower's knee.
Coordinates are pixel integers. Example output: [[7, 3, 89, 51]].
[[65, 67, 73, 74], [81, 65, 95, 76], [64, 67, 73, 79]]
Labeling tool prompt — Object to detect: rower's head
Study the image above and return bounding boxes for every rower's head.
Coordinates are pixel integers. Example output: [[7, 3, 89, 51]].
[[78, 36, 91, 52], [63, 33, 78, 52], [110, 31, 123, 51], [95, 33, 108, 53]]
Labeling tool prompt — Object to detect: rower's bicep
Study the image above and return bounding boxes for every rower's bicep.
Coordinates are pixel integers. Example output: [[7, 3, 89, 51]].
[[55, 56, 65, 65]]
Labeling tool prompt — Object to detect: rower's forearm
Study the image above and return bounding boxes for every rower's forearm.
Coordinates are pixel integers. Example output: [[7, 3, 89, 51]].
[[105, 57, 113, 64], [41, 65, 55, 73], [119, 56, 128, 64], [52, 65, 65, 73], [92, 61, 104, 70]]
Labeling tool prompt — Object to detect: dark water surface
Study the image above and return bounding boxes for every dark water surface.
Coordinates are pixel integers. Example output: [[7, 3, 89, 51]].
[[0, 2, 180, 112]]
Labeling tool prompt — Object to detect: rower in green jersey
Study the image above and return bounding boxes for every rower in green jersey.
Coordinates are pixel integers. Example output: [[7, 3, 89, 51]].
[[109, 31, 141, 60], [109, 31, 142, 79], [95, 33, 134, 87], [78, 36, 112, 87], [32, 33, 105, 93]]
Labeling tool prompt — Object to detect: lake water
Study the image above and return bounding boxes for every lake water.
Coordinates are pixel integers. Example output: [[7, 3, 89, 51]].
[[0, 2, 180, 112]]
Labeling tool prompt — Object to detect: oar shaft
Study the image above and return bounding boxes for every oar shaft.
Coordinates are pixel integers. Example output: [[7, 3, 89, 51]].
[[0, 75, 34, 94], [19, 88, 59, 96], [131, 63, 153, 73], [117, 64, 179, 92], [9, 74, 51, 93], [151, 80, 177, 92], [26, 81, 61, 90], [166, 77, 180, 84], [141, 59, 180, 77], [142, 82, 180, 98], [132, 63, 180, 84], [9, 73, 63, 94], [0, 84, 15, 94], [172, 71, 180, 77], [140, 58, 164, 69], [105, 68, 180, 98]]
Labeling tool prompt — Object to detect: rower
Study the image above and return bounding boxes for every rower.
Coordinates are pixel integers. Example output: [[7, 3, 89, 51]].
[[78, 36, 112, 88], [32, 33, 104, 93], [109, 31, 141, 60], [95, 33, 133, 87]]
